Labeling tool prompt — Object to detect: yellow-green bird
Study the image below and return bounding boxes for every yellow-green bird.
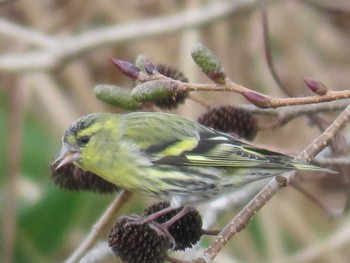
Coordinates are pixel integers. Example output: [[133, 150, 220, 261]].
[[52, 112, 330, 207]]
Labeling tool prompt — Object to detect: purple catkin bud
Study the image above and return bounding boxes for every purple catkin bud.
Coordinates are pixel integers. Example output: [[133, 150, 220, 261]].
[[242, 91, 270, 108], [304, 78, 328, 96], [111, 58, 141, 80]]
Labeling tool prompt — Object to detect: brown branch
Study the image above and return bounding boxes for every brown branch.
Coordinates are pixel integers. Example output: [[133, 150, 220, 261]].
[[65, 190, 133, 263], [206, 79, 350, 109], [139, 71, 350, 109], [297, 105, 350, 162], [190, 79, 350, 109], [193, 103, 350, 262], [241, 99, 350, 115], [252, 99, 350, 130], [313, 155, 350, 166]]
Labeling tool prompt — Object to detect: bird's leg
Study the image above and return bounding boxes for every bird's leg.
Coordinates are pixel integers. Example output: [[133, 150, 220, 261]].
[[148, 221, 176, 249], [122, 206, 190, 249], [162, 207, 190, 228], [147, 207, 190, 250], [125, 205, 179, 225]]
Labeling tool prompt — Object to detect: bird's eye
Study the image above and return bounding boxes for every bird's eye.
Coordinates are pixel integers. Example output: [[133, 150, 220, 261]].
[[78, 136, 90, 146]]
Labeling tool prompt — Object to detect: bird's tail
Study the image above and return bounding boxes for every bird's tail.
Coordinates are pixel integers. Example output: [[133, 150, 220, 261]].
[[292, 161, 337, 174]]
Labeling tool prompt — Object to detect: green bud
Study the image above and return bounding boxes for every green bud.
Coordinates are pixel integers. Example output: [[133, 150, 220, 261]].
[[131, 80, 177, 102], [94, 85, 141, 110], [191, 43, 226, 84]]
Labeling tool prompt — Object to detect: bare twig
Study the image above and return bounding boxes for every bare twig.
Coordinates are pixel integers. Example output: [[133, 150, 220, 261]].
[[65, 190, 133, 263], [211, 79, 350, 109], [240, 98, 350, 115], [290, 181, 342, 218], [138, 70, 350, 109], [259, 0, 290, 96], [313, 155, 350, 166], [297, 105, 350, 162]]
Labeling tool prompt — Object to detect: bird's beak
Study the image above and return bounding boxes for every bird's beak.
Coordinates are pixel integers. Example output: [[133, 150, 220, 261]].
[[52, 144, 81, 171]]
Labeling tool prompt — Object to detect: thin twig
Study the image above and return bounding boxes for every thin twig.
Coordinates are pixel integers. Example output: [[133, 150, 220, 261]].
[[240, 98, 350, 115], [188, 93, 211, 108], [140, 71, 350, 109], [259, 0, 290, 96], [297, 105, 350, 162], [65, 190, 133, 263], [290, 181, 342, 218], [313, 155, 350, 166], [167, 255, 190, 263], [201, 229, 222, 236]]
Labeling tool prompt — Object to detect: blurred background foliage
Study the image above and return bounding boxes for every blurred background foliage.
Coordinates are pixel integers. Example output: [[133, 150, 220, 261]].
[[1, 0, 350, 262]]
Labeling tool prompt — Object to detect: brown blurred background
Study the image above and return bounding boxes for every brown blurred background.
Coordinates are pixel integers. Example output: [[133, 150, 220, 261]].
[[1, 0, 350, 262]]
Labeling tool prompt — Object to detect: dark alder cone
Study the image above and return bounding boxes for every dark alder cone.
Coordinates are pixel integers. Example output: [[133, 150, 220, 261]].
[[198, 106, 258, 141], [154, 64, 189, 109], [144, 201, 203, 251], [108, 217, 170, 263], [50, 163, 118, 194]]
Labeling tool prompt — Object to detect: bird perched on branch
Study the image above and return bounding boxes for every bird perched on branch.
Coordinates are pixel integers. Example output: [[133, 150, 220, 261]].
[[52, 112, 331, 207]]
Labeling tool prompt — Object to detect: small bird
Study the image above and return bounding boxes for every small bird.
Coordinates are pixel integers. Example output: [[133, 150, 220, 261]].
[[52, 112, 330, 207]]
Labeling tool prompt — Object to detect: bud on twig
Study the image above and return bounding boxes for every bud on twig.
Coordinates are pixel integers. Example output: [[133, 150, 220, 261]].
[[155, 64, 189, 109], [135, 55, 157, 75], [191, 43, 226, 84], [242, 91, 270, 108], [304, 78, 328, 96], [94, 85, 141, 110], [111, 58, 142, 80], [131, 80, 177, 102]]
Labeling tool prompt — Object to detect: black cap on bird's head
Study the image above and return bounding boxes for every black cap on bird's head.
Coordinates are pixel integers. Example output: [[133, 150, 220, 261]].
[[63, 114, 99, 144], [52, 114, 101, 171]]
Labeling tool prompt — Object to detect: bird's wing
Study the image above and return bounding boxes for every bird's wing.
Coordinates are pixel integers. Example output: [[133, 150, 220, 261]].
[[121, 112, 201, 152], [153, 129, 300, 169], [121, 112, 304, 170]]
